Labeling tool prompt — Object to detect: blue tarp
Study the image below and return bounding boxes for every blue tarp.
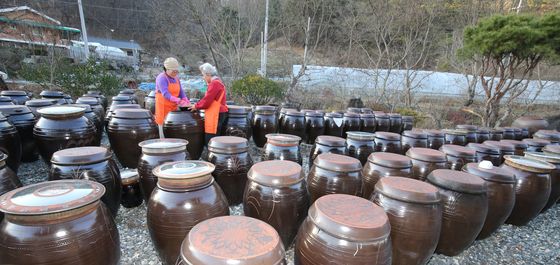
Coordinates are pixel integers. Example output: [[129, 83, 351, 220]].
[[138, 76, 207, 92]]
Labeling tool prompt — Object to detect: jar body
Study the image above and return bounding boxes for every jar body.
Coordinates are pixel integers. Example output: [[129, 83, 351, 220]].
[[445, 134, 466, 146], [208, 151, 253, 205], [281, 115, 306, 142], [224, 113, 252, 140], [14, 119, 39, 162], [410, 159, 448, 181], [308, 144, 347, 169], [362, 163, 412, 200], [376, 118, 390, 132], [0, 165, 21, 221], [473, 151, 501, 167], [163, 111, 204, 159], [476, 132, 490, 143], [374, 138, 402, 154], [389, 117, 402, 133], [360, 116, 376, 133], [428, 136, 445, 150], [262, 143, 302, 165], [108, 117, 158, 168], [342, 116, 361, 135], [252, 112, 278, 148], [305, 116, 325, 145], [307, 166, 362, 204], [138, 151, 188, 202], [477, 181, 515, 239], [402, 137, 428, 155], [324, 116, 344, 137], [0, 122, 22, 173], [347, 138, 375, 165], [121, 181, 143, 208], [145, 95, 156, 115], [490, 132, 503, 141], [445, 155, 476, 171], [542, 164, 560, 212]]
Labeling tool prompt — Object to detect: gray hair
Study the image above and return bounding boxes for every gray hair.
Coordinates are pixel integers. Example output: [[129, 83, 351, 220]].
[[199, 63, 218, 76]]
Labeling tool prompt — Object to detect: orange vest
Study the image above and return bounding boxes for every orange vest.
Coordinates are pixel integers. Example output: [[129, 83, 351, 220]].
[[154, 76, 180, 125]]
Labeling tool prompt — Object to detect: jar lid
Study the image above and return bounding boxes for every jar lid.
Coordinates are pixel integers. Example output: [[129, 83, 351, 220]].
[[375, 131, 401, 141], [368, 152, 412, 169], [443, 129, 467, 136], [108, 103, 141, 112], [112, 95, 132, 101], [522, 138, 551, 147], [68, 104, 93, 112], [255, 105, 276, 112], [113, 108, 152, 119], [285, 110, 304, 117], [483, 140, 515, 152], [346, 131, 375, 140], [500, 140, 528, 149], [346, 107, 361, 113], [463, 162, 516, 184], [343, 112, 360, 118], [440, 144, 476, 158], [121, 169, 139, 185], [227, 105, 250, 114], [265, 133, 301, 146], [374, 176, 440, 204], [456, 124, 478, 131], [0, 180, 104, 215], [40, 90, 64, 98], [76, 97, 100, 105], [524, 151, 560, 165], [153, 161, 215, 190], [0, 96, 14, 103], [1, 90, 28, 96], [309, 194, 390, 241], [503, 155, 556, 173], [87, 90, 102, 95], [427, 169, 486, 194], [280, 108, 297, 114], [388, 113, 401, 118], [314, 153, 362, 172], [315, 135, 346, 147], [476, 127, 490, 134], [0, 105, 33, 116], [37, 106, 84, 119], [305, 111, 323, 117], [119, 89, 135, 95], [51, 146, 112, 165], [139, 138, 188, 154], [359, 113, 375, 118], [325, 112, 343, 118], [543, 144, 560, 155], [424, 129, 445, 137], [374, 113, 389, 118], [402, 130, 428, 139], [466, 143, 500, 155], [181, 216, 284, 265], [208, 136, 249, 153], [248, 160, 303, 187], [534, 130, 560, 141], [406, 147, 447, 163], [25, 99, 57, 107]]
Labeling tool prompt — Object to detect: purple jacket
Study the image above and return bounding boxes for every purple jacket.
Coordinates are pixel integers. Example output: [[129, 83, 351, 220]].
[[156, 72, 186, 100]]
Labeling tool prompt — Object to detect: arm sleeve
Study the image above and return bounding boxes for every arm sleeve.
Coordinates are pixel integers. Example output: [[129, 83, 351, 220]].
[[195, 82, 218, 109], [178, 81, 187, 100], [156, 75, 173, 100]]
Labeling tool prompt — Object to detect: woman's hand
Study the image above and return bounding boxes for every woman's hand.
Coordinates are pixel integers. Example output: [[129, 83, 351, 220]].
[[190, 104, 197, 112]]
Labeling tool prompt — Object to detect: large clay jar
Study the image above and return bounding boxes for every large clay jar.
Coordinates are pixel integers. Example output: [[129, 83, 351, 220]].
[[86, 90, 108, 109], [513, 116, 549, 137], [104, 103, 141, 130], [401, 116, 414, 132], [69, 104, 102, 145], [144, 90, 156, 115], [1, 90, 29, 105], [0, 96, 14, 105], [50, 146, 122, 217], [426, 169, 487, 256], [110, 95, 134, 106], [108, 108, 158, 168], [500, 155, 555, 226], [295, 194, 391, 265], [342, 112, 361, 135], [178, 216, 286, 265], [147, 161, 229, 265], [406, 147, 448, 181], [251, 105, 278, 147], [40, 90, 66, 104], [262, 133, 302, 164], [25, 99, 56, 117], [439, 144, 476, 171], [444, 129, 467, 146], [346, 131, 375, 165], [512, 127, 523, 140], [524, 151, 560, 212], [76, 96, 106, 124], [359, 113, 376, 133], [362, 152, 413, 199], [374, 113, 390, 132], [501, 127, 516, 140], [374, 131, 402, 154], [388, 113, 402, 133], [244, 160, 309, 247], [0, 105, 37, 162], [476, 128, 491, 143], [372, 177, 441, 265], [0, 114, 21, 173], [483, 140, 515, 164], [402, 130, 428, 154], [523, 138, 551, 152], [0, 180, 121, 265], [533, 130, 560, 144], [490, 128, 504, 141], [324, 112, 344, 137], [278, 108, 296, 129], [281, 110, 306, 142], [118, 89, 138, 103], [120, 169, 143, 208], [425, 129, 445, 150], [207, 136, 253, 205], [0, 152, 21, 221], [307, 153, 362, 204], [463, 162, 516, 239], [138, 138, 188, 202], [456, 125, 478, 144], [223, 106, 252, 140], [309, 135, 347, 169], [163, 110, 205, 159], [34, 106, 97, 165], [305, 111, 325, 144], [467, 143, 501, 166], [501, 139, 528, 156]]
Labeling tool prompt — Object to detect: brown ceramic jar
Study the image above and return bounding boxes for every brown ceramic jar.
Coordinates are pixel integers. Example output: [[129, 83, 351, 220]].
[[252, 106, 278, 147], [533, 130, 560, 144], [362, 152, 413, 199], [147, 161, 229, 265], [295, 194, 391, 265], [40, 90, 66, 104], [523, 138, 551, 152], [110, 95, 134, 106], [512, 116, 549, 137], [513, 127, 523, 140], [69, 103, 103, 145], [138, 139, 189, 202], [208, 136, 253, 205], [262, 133, 302, 164], [524, 152, 560, 212], [163, 110, 205, 159], [144, 90, 156, 115], [278, 108, 296, 127], [308, 135, 347, 170], [425, 129, 445, 150], [346, 131, 375, 165], [401, 116, 414, 133], [456, 124, 478, 144], [108, 109, 159, 168], [371, 177, 441, 265], [0, 105, 38, 162], [443, 129, 467, 146], [406, 147, 448, 181], [85, 90, 108, 109], [342, 112, 361, 135], [483, 140, 516, 164], [104, 103, 141, 130], [34, 106, 97, 165], [388, 113, 402, 133], [0, 113, 21, 173], [359, 113, 376, 133], [0, 180, 120, 265], [49, 146, 122, 217], [401, 130, 428, 154], [244, 160, 309, 247], [466, 143, 502, 166], [439, 144, 476, 171], [0, 152, 21, 221], [120, 169, 143, 208], [0, 96, 14, 105], [304, 111, 325, 144], [1, 90, 29, 105], [324, 112, 344, 137], [24, 99, 57, 117], [307, 153, 362, 204], [281, 110, 306, 142], [374, 131, 402, 154], [178, 216, 286, 265], [476, 127, 491, 143], [501, 127, 516, 140], [426, 169, 487, 256], [501, 139, 528, 156], [223, 106, 252, 140], [490, 128, 504, 141], [500, 155, 555, 226]]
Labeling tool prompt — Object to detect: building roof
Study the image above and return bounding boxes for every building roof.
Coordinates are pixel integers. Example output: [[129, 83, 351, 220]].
[[0, 17, 80, 33], [0, 6, 61, 25], [88, 36, 143, 50]]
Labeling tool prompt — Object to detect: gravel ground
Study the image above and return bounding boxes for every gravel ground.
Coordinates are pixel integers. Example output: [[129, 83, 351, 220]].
[[17, 132, 560, 265]]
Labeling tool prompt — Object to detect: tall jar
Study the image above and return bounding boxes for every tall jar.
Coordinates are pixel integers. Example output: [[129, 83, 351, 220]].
[[309, 135, 347, 169], [163, 110, 205, 159], [120, 169, 143, 208], [362, 152, 412, 199], [0, 152, 21, 221], [40, 90, 66, 104], [523, 138, 551, 152], [500, 155, 555, 226], [1, 90, 29, 105], [278, 108, 296, 129], [466, 143, 501, 166], [501, 139, 528, 156], [108, 109, 159, 168], [0, 180, 121, 265], [307, 153, 362, 204], [388, 113, 402, 133], [295, 194, 392, 265], [401, 130, 428, 154], [439, 144, 476, 171], [49, 146, 122, 217], [69, 103, 103, 145], [262, 133, 302, 164], [25, 99, 56, 117], [76, 97, 106, 125], [426, 169, 487, 256], [374, 131, 402, 154], [524, 152, 560, 212], [138, 139, 189, 202], [346, 131, 375, 165], [34, 106, 97, 165], [324, 112, 344, 137], [406, 147, 448, 181], [207, 136, 253, 205], [147, 161, 229, 265], [104, 104, 141, 130], [371, 177, 441, 265], [223, 105, 252, 140], [483, 140, 515, 165], [144, 90, 156, 115], [490, 128, 504, 141], [244, 160, 308, 247], [456, 124, 478, 144], [513, 127, 523, 140], [463, 162, 516, 239], [359, 113, 376, 133], [0, 113, 21, 173], [476, 128, 491, 143], [443, 129, 467, 146], [401, 116, 414, 133], [252, 106, 278, 148], [342, 112, 361, 135], [425, 129, 445, 150], [178, 216, 286, 265], [374, 113, 390, 132], [281, 110, 306, 142], [305, 111, 325, 144], [0, 105, 37, 162]]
